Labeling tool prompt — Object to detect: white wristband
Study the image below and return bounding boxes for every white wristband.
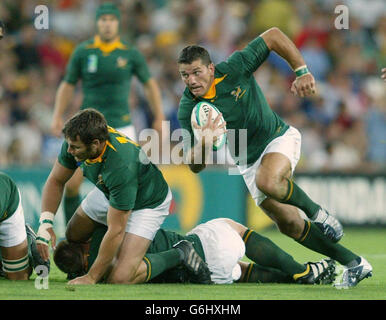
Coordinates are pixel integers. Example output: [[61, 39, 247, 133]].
[[39, 211, 55, 225]]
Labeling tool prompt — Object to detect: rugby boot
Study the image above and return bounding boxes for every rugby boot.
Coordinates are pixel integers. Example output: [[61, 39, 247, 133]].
[[314, 208, 344, 242], [173, 240, 212, 284], [334, 257, 372, 289], [295, 258, 336, 285]]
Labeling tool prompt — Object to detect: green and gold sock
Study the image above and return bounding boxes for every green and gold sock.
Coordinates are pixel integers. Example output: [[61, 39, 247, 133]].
[[297, 220, 359, 265], [282, 178, 321, 219], [143, 250, 182, 282], [243, 229, 306, 276], [240, 263, 293, 283], [63, 194, 81, 225]]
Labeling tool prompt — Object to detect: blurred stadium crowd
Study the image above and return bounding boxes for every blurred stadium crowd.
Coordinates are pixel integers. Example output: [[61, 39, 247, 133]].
[[0, 0, 385, 172]]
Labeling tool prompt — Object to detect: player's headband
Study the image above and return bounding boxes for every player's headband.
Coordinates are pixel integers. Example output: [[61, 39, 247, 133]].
[[95, 2, 120, 21]]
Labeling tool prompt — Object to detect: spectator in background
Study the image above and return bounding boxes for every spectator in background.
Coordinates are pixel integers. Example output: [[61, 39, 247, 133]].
[[0, 0, 384, 173]]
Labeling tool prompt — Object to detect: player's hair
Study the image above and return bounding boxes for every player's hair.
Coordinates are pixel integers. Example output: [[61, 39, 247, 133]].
[[178, 45, 212, 66], [62, 108, 109, 145], [53, 240, 85, 274]]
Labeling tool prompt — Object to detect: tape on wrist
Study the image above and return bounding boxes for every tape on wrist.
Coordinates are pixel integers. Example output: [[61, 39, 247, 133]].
[[294, 65, 310, 78], [39, 211, 55, 226]]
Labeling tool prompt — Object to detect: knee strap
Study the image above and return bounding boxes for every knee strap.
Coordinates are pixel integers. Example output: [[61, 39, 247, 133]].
[[2, 254, 29, 273]]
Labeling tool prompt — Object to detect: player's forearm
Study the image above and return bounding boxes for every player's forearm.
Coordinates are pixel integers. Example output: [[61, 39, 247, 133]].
[[260, 27, 306, 70], [87, 229, 125, 283], [144, 79, 164, 120], [53, 81, 75, 119], [41, 177, 65, 215]]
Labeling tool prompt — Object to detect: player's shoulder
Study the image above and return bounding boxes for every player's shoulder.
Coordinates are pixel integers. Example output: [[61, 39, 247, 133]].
[[0, 172, 14, 185], [178, 89, 197, 120]]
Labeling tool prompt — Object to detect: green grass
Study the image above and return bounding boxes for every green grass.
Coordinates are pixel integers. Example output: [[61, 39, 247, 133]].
[[1, 227, 386, 300]]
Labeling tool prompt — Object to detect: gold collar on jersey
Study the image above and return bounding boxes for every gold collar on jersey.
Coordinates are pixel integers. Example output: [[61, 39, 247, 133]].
[[85, 140, 116, 164], [201, 74, 228, 100], [87, 35, 127, 55]]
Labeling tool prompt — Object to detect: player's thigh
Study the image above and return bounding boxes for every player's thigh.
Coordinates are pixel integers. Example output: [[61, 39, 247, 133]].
[[64, 167, 84, 195], [108, 232, 151, 284], [256, 152, 292, 187], [1, 239, 30, 280], [66, 206, 97, 242]]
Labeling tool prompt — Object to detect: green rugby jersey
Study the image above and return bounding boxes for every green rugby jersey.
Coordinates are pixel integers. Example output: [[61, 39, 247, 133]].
[[0, 172, 20, 222], [58, 126, 169, 211], [178, 36, 289, 166], [64, 35, 151, 128]]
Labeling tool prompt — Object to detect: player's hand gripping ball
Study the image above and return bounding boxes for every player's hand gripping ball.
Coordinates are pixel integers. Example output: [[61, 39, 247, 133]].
[[191, 101, 227, 151]]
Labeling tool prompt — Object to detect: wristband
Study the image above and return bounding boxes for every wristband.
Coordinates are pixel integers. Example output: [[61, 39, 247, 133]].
[[37, 211, 55, 246], [294, 65, 310, 78], [39, 211, 55, 225]]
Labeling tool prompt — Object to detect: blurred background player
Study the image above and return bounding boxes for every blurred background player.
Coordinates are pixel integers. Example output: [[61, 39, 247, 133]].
[[54, 218, 336, 285], [177, 28, 372, 287], [50, 2, 165, 225]]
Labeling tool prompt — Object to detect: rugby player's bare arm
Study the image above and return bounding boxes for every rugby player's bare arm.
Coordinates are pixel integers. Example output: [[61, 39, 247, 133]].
[[38, 160, 75, 260], [51, 81, 76, 137], [143, 78, 165, 133], [42, 160, 75, 215], [261, 27, 316, 97], [86, 206, 130, 283]]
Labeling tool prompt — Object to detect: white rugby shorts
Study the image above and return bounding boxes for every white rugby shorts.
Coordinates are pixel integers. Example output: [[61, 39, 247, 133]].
[[0, 194, 27, 247], [187, 218, 245, 284], [81, 187, 172, 241], [238, 126, 301, 206]]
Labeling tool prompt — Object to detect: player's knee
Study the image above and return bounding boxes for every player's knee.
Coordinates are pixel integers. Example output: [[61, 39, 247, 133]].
[[5, 269, 30, 281], [276, 217, 303, 239], [256, 174, 281, 197]]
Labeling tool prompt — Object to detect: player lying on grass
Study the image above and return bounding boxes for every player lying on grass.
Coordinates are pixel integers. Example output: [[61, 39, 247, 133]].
[[54, 218, 336, 285], [0, 172, 49, 280], [36, 109, 210, 285]]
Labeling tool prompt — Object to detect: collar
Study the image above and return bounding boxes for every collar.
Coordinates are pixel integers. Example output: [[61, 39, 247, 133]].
[[201, 74, 227, 100], [85, 140, 115, 164], [88, 35, 127, 54]]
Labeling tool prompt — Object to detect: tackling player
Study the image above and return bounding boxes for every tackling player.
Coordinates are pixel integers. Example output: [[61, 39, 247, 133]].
[[36, 109, 209, 285], [51, 2, 165, 224], [177, 27, 372, 287], [54, 218, 336, 285]]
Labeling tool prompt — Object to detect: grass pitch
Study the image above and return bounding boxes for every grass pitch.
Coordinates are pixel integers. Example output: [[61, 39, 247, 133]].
[[1, 227, 385, 300]]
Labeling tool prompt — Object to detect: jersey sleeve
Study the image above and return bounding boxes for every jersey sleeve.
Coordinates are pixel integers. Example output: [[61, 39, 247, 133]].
[[177, 95, 196, 153], [131, 48, 151, 84], [57, 141, 78, 170], [63, 45, 83, 85], [105, 163, 139, 211], [225, 36, 270, 76]]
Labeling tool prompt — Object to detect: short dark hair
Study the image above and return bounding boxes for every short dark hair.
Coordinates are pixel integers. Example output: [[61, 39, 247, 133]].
[[62, 108, 109, 145], [53, 240, 85, 274], [177, 45, 212, 66]]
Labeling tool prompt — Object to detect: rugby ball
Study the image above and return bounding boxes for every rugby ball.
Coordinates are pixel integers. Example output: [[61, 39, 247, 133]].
[[191, 101, 226, 151]]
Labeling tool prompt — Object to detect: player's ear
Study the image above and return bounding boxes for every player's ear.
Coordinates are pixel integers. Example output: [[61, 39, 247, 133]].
[[208, 62, 215, 74]]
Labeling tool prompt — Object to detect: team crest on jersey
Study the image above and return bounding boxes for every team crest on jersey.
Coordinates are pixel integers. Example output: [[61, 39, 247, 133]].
[[117, 56, 128, 68], [96, 174, 104, 186], [231, 86, 246, 101]]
